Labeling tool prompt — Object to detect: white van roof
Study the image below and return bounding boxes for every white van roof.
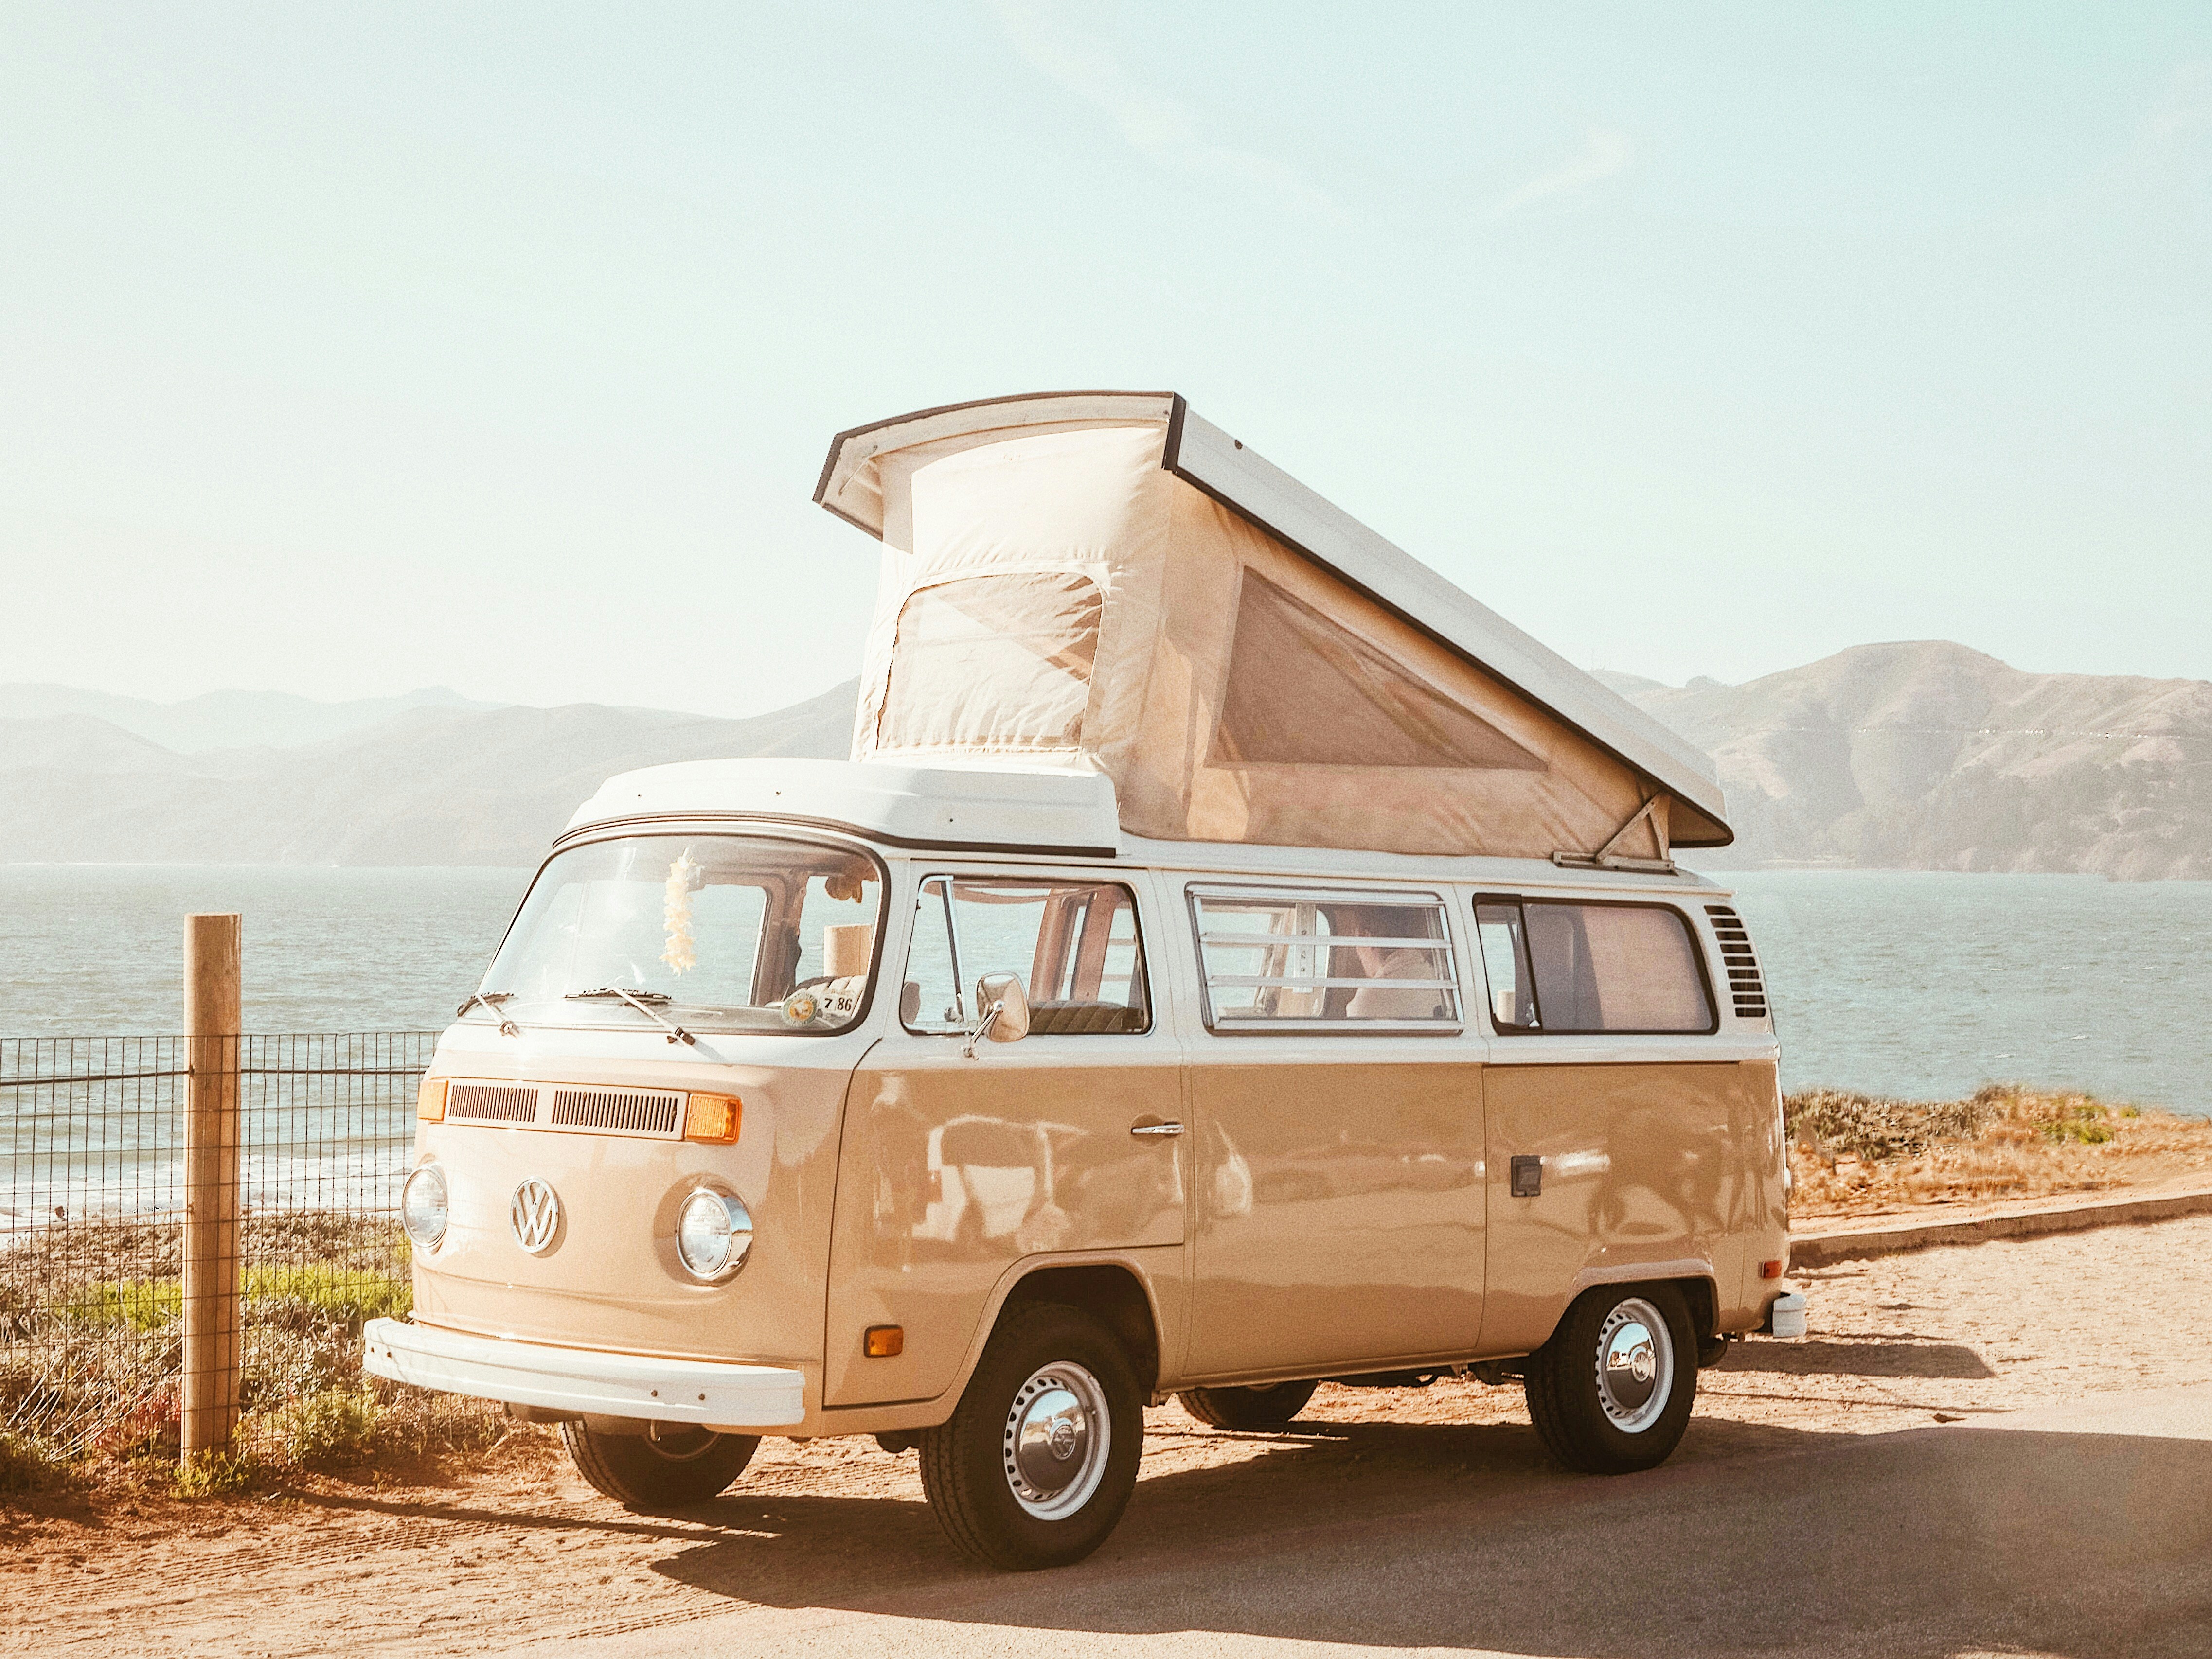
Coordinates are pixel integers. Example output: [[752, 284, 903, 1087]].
[[561, 757, 1723, 896], [816, 390, 1729, 850], [567, 758, 1122, 856]]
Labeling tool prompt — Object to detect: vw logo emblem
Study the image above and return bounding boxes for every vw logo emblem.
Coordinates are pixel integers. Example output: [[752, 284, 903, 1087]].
[[510, 1179, 562, 1255]]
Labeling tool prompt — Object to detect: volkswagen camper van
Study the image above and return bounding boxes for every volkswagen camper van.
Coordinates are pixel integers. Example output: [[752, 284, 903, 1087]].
[[365, 393, 1790, 1571]]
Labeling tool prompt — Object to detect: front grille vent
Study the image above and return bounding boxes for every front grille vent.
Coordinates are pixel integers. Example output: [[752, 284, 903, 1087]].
[[1704, 905, 1769, 1020], [549, 1086, 685, 1138], [447, 1083, 539, 1123]]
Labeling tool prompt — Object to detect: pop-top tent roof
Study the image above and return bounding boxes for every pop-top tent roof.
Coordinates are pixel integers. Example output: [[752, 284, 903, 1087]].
[[815, 391, 1730, 864]]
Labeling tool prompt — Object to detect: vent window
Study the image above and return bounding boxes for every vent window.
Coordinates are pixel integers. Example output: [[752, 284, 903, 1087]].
[[1704, 905, 1769, 1020], [446, 1084, 537, 1123]]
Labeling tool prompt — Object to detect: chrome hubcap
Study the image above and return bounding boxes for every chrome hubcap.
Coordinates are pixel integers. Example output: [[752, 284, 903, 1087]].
[[643, 1423, 720, 1463], [1593, 1298, 1674, 1433], [1002, 1362, 1110, 1519]]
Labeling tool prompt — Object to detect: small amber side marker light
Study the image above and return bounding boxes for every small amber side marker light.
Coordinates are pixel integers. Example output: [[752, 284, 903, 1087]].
[[1760, 1259, 1786, 1280], [685, 1092, 742, 1144], [416, 1078, 448, 1123], [864, 1325, 904, 1359]]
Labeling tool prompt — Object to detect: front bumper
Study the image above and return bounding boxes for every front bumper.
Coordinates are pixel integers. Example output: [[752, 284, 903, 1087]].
[[362, 1317, 806, 1429]]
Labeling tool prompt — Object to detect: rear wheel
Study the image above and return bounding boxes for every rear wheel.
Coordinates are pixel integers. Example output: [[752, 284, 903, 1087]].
[[1177, 1378, 1318, 1431], [1523, 1283, 1697, 1475], [561, 1420, 758, 1510], [919, 1301, 1142, 1570]]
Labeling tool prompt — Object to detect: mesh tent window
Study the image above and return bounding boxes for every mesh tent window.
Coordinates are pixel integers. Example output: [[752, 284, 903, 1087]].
[[1211, 572, 1543, 771]]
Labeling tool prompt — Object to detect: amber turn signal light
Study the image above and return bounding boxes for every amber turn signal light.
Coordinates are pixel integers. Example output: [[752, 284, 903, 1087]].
[[864, 1325, 904, 1358], [416, 1077, 448, 1123], [685, 1092, 742, 1144], [1760, 1259, 1786, 1279]]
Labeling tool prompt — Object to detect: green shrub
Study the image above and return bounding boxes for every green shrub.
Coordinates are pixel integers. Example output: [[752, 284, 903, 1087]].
[[63, 1268, 410, 1335], [1786, 1088, 1991, 1162], [172, 1447, 256, 1498], [0, 1430, 65, 1495], [2042, 1099, 2115, 1145], [263, 1388, 379, 1470], [245, 1265, 412, 1325]]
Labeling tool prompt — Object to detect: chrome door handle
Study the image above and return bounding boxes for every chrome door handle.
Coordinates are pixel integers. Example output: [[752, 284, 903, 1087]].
[[1129, 1120, 1184, 1138]]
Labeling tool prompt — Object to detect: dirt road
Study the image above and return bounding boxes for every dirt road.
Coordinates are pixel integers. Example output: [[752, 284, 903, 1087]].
[[12, 1215, 2212, 1657]]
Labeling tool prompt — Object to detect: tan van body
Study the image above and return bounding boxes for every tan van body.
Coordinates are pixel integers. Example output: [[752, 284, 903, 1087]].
[[368, 392, 1787, 1562], [397, 780, 1786, 1441]]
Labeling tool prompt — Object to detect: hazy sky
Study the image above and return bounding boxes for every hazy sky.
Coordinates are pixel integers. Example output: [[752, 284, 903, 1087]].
[[3, 5, 2207, 717]]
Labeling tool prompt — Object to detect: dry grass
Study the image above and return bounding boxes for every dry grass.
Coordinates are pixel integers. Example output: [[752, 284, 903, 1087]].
[[0, 1211, 513, 1489], [1787, 1083, 2212, 1218]]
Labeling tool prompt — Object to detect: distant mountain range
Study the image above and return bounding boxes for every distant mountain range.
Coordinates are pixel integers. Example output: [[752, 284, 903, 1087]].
[[4, 641, 2208, 876], [0, 682, 503, 753], [1598, 641, 2212, 880], [0, 684, 855, 865]]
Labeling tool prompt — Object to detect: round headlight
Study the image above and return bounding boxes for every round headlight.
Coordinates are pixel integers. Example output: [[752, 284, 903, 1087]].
[[402, 1163, 449, 1251], [676, 1188, 753, 1281]]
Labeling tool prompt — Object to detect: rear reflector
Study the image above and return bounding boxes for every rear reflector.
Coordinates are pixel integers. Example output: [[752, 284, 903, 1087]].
[[864, 1325, 904, 1358], [685, 1092, 742, 1144], [1760, 1259, 1786, 1280], [416, 1078, 448, 1123]]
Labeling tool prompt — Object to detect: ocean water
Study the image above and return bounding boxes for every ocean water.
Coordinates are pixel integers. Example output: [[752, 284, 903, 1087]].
[[1715, 869, 2212, 1115], [0, 864, 531, 1034], [1, 864, 2207, 1114]]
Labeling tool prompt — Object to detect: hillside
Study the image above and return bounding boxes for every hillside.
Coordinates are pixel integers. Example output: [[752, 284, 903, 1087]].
[[6, 645, 2210, 874], [0, 683, 502, 752], [1617, 642, 2212, 880], [0, 682, 856, 865]]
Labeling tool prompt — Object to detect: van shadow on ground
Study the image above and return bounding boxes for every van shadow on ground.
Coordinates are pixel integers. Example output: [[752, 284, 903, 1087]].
[[1721, 1336, 1997, 1377], [647, 1412, 2212, 1658]]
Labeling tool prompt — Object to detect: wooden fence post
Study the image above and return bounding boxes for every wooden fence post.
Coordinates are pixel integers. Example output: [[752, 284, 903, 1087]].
[[181, 912, 242, 1462]]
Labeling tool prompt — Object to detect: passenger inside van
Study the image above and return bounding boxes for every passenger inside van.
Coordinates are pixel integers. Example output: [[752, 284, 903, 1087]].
[[1328, 904, 1449, 1021]]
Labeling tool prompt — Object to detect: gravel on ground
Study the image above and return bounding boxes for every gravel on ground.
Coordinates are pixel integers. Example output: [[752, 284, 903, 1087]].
[[7, 1212, 2207, 1656]]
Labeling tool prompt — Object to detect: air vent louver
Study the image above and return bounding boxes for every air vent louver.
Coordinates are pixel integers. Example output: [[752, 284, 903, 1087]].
[[549, 1086, 685, 1138], [1704, 905, 1769, 1020], [447, 1083, 539, 1123]]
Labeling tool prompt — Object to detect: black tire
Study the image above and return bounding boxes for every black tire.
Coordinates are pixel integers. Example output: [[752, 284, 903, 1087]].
[[1176, 1378, 1319, 1431], [918, 1301, 1142, 1571], [1523, 1282, 1698, 1475], [561, 1420, 758, 1510]]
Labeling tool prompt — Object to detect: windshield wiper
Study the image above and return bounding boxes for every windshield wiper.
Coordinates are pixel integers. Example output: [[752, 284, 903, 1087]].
[[455, 990, 520, 1037], [568, 987, 696, 1046]]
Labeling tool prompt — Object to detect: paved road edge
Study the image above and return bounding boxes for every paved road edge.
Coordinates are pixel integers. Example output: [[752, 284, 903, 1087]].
[[1790, 1184, 2212, 1268]]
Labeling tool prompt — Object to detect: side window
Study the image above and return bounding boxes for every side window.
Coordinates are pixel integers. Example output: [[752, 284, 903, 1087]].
[[1473, 898, 1715, 1035], [1190, 887, 1461, 1032], [904, 876, 1149, 1035], [1473, 903, 1539, 1030]]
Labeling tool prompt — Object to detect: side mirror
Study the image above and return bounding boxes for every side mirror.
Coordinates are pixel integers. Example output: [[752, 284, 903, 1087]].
[[963, 972, 1030, 1057]]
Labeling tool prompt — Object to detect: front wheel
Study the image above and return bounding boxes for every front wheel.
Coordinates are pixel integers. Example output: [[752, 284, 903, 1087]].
[[1177, 1378, 1319, 1431], [918, 1301, 1143, 1570], [1523, 1283, 1697, 1474], [561, 1420, 758, 1510]]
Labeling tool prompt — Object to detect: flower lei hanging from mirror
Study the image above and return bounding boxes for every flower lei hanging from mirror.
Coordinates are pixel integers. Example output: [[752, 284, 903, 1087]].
[[661, 850, 700, 974]]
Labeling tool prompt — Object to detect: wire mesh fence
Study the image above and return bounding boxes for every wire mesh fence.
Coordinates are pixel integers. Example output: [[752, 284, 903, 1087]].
[[1, 1032, 430, 1464]]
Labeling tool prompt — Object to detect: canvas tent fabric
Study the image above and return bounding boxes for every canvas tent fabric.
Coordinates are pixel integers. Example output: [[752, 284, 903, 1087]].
[[818, 392, 1730, 861]]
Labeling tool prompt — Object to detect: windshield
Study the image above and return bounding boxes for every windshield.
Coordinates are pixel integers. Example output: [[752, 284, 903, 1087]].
[[478, 833, 885, 1035]]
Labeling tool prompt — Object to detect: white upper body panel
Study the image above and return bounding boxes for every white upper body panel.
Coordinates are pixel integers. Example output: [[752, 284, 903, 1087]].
[[566, 757, 1122, 854], [560, 758, 1727, 899]]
